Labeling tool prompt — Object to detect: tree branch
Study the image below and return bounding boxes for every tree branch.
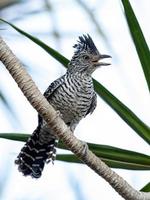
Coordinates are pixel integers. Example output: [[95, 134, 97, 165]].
[[0, 36, 149, 200]]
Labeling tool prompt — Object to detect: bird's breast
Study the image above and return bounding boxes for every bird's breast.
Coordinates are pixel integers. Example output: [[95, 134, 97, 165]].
[[50, 75, 94, 122]]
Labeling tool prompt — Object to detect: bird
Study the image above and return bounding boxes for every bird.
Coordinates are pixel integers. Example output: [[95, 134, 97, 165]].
[[15, 34, 111, 178]]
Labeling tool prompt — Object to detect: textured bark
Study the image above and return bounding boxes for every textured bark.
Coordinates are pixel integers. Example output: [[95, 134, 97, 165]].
[[0, 36, 149, 200]]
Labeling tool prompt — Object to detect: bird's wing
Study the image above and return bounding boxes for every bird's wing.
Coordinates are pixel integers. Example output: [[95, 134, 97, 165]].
[[86, 92, 97, 115], [38, 75, 65, 124], [44, 75, 65, 100]]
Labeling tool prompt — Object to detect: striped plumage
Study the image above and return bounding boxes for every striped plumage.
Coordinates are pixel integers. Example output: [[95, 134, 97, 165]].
[[15, 34, 111, 178]]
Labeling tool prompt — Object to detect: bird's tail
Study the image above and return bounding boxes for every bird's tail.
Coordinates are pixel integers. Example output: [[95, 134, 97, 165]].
[[15, 128, 57, 178]]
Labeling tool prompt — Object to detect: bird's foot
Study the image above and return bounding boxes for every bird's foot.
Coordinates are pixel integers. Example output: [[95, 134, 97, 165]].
[[79, 140, 89, 157], [56, 110, 63, 118]]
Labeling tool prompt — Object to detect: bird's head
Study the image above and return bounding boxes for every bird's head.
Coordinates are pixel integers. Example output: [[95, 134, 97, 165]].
[[69, 34, 111, 74]]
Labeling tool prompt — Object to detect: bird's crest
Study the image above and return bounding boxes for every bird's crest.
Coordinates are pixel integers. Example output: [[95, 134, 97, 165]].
[[73, 34, 99, 55]]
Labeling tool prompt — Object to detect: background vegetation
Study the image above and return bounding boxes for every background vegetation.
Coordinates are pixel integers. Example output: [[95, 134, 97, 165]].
[[0, 0, 149, 199]]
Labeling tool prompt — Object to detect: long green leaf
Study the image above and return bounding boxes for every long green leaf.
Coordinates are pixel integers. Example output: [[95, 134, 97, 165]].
[[57, 154, 150, 170], [0, 133, 150, 170], [140, 182, 150, 192], [0, 19, 68, 67], [94, 80, 150, 144], [1, 19, 150, 143], [121, 0, 150, 91], [0, 133, 30, 142]]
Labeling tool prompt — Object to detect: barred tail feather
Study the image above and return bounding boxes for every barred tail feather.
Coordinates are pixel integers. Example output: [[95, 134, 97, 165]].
[[15, 128, 57, 178]]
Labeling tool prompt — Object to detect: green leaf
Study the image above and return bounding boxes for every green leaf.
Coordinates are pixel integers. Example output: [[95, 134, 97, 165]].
[[57, 154, 150, 170], [94, 80, 150, 144], [121, 0, 150, 91], [140, 182, 150, 192], [0, 133, 30, 142], [1, 19, 149, 144], [0, 133, 150, 170], [0, 18, 69, 67], [58, 142, 150, 170]]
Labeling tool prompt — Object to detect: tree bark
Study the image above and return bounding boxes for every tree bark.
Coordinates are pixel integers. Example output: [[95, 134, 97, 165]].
[[0, 36, 149, 200]]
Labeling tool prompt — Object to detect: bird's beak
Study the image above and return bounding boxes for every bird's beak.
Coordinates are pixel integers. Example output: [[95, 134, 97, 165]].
[[93, 54, 111, 66]]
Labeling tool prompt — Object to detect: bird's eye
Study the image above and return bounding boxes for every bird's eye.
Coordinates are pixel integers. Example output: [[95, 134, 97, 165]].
[[83, 55, 90, 60]]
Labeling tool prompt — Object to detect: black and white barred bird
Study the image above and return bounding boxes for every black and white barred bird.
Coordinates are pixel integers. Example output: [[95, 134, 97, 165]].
[[15, 34, 111, 178]]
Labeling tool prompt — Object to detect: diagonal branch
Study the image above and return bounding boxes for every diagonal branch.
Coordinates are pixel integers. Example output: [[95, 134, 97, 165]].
[[0, 36, 149, 200]]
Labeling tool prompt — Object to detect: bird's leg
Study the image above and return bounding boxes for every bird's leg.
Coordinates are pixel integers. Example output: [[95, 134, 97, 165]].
[[70, 124, 77, 133], [69, 119, 89, 157], [69, 119, 80, 132]]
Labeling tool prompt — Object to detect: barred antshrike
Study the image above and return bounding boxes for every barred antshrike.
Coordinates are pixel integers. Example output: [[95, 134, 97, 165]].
[[15, 34, 111, 178]]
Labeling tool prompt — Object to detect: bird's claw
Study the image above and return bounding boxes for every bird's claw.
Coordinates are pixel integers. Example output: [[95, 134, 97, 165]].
[[80, 140, 88, 157]]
